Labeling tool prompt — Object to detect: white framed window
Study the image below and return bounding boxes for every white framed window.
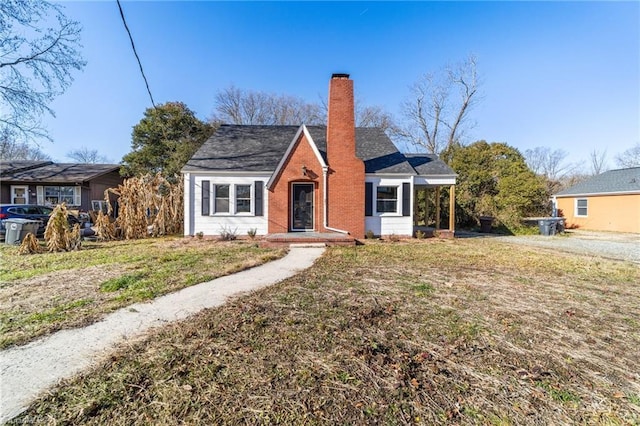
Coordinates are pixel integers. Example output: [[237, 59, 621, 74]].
[[575, 198, 588, 217], [376, 186, 398, 214], [214, 184, 230, 213], [41, 186, 81, 206], [91, 200, 109, 214], [235, 184, 252, 214]]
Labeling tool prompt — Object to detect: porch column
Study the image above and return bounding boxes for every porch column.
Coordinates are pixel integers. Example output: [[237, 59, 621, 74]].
[[449, 185, 456, 232], [435, 186, 441, 229], [423, 187, 429, 226]]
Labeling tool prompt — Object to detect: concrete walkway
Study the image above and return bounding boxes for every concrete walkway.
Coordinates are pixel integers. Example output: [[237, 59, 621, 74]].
[[0, 246, 325, 423]]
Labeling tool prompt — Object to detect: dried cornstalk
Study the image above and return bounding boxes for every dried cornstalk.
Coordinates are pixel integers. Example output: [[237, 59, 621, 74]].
[[18, 233, 43, 255], [94, 211, 116, 241], [44, 203, 82, 252], [105, 173, 183, 240]]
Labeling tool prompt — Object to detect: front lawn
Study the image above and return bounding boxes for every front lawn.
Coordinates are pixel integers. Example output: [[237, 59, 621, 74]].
[[0, 237, 284, 348], [12, 238, 640, 425]]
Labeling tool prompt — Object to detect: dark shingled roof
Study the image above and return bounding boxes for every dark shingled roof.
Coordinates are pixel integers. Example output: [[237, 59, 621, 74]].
[[555, 167, 640, 196], [0, 161, 121, 182], [183, 124, 454, 176]]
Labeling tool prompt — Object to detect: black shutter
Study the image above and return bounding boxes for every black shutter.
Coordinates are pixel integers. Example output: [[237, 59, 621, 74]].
[[201, 180, 210, 216], [254, 181, 263, 216], [365, 182, 373, 216], [402, 182, 410, 217]]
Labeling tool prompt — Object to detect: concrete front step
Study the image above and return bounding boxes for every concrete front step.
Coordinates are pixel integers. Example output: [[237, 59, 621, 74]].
[[262, 232, 357, 247]]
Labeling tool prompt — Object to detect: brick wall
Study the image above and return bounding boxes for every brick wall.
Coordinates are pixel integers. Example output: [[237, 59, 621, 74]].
[[267, 132, 324, 234], [325, 74, 365, 239]]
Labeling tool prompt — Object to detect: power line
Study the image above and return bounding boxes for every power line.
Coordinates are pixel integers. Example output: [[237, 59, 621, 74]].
[[116, 0, 156, 108]]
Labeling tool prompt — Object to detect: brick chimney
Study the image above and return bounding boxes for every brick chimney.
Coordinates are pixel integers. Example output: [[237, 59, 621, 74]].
[[325, 73, 365, 239], [327, 74, 356, 161]]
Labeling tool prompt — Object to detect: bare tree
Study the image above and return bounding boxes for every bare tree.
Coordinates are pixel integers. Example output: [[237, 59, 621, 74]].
[[355, 103, 400, 136], [589, 148, 608, 175], [524, 147, 577, 181], [0, 1, 86, 144], [615, 143, 640, 168], [0, 128, 51, 161], [211, 85, 325, 126], [400, 55, 480, 154], [66, 147, 110, 163]]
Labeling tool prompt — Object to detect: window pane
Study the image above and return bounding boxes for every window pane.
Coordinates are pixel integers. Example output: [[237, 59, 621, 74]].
[[236, 185, 251, 199], [216, 185, 229, 198], [60, 186, 74, 196], [45, 187, 59, 197], [577, 199, 588, 216], [376, 186, 397, 213], [236, 199, 251, 213], [236, 185, 251, 213], [215, 199, 229, 213], [214, 185, 229, 213]]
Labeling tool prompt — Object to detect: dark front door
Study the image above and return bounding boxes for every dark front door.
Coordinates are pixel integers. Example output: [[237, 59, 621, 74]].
[[291, 183, 314, 231]]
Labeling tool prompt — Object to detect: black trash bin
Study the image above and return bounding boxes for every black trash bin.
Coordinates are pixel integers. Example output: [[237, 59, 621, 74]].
[[4, 218, 41, 245], [479, 216, 494, 233], [538, 219, 557, 236]]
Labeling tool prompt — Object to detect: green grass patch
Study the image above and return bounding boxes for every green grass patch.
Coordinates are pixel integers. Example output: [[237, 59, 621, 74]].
[[100, 272, 149, 292]]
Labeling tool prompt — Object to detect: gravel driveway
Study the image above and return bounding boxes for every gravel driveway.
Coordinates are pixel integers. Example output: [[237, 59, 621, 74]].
[[492, 230, 640, 264]]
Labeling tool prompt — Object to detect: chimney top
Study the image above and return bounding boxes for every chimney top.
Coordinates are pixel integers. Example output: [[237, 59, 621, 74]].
[[331, 73, 350, 80]]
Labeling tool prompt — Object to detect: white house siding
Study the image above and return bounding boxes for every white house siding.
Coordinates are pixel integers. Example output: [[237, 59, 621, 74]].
[[364, 176, 414, 236], [183, 173, 270, 237]]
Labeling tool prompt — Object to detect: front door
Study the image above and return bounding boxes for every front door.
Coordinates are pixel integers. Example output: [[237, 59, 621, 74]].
[[291, 183, 314, 231], [11, 185, 28, 204]]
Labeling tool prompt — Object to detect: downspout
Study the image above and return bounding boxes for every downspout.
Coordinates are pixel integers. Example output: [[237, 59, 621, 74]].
[[322, 166, 349, 234]]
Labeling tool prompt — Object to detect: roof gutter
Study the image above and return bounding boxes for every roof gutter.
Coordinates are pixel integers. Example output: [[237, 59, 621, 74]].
[[322, 166, 349, 235]]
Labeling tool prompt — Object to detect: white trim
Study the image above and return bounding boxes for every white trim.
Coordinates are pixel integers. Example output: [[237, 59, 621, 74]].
[[10, 185, 28, 204], [266, 125, 327, 190], [555, 191, 640, 198], [375, 185, 400, 215]]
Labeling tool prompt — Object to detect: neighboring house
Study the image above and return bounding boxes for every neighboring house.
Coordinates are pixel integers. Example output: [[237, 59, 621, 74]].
[[553, 167, 640, 233], [0, 161, 124, 212], [182, 74, 457, 241]]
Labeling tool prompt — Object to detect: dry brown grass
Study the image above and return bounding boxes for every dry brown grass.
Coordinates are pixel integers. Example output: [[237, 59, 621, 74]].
[[13, 238, 640, 425]]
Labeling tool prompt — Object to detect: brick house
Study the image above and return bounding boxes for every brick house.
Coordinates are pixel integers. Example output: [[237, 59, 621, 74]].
[[182, 74, 457, 242]]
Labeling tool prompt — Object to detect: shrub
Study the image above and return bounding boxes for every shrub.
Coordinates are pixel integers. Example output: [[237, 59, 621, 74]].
[[219, 226, 238, 241], [247, 228, 257, 240]]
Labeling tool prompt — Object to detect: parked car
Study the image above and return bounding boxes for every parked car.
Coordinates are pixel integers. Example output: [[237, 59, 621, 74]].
[[0, 204, 80, 241]]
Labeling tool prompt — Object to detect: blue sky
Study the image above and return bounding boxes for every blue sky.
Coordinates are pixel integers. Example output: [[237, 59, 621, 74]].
[[41, 1, 639, 168]]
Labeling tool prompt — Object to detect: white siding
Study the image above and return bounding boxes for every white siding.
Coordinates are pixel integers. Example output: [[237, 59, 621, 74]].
[[184, 173, 270, 236], [364, 176, 413, 237]]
